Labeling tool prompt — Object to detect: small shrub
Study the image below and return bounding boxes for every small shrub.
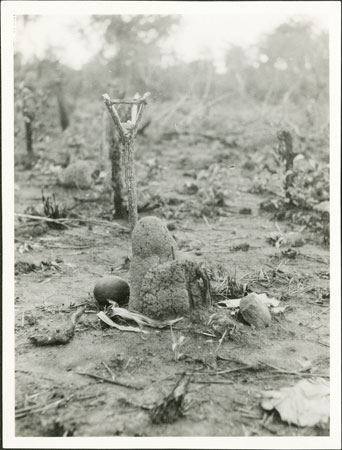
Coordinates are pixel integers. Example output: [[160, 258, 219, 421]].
[[41, 191, 67, 229]]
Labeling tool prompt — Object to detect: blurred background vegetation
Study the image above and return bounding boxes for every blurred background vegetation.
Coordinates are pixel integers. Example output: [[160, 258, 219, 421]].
[[14, 14, 329, 138], [14, 14, 330, 240]]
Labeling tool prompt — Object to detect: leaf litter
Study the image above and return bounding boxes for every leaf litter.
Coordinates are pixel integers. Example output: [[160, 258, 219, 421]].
[[261, 378, 330, 427]]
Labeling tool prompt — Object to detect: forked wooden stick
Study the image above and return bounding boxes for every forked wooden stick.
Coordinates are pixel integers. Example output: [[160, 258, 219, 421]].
[[103, 92, 150, 233]]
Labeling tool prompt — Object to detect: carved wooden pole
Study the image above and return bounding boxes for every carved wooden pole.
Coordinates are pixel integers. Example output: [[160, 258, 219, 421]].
[[103, 92, 150, 233]]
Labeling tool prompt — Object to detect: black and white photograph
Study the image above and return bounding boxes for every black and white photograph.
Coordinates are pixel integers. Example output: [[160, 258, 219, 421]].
[[1, 1, 341, 448]]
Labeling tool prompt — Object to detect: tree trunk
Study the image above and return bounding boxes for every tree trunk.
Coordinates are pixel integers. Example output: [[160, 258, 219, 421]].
[[277, 130, 295, 203], [25, 119, 33, 154], [55, 82, 69, 131]]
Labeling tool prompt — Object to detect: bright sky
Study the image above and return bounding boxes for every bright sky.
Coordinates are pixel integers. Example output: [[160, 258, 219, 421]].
[[14, 13, 329, 71]]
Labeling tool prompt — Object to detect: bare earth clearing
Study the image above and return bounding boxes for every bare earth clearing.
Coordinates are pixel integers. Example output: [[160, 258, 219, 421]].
[[14, 136, 329, 437]]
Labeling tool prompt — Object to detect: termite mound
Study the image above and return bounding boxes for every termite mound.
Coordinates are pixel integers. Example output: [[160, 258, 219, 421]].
[[129, 216, 176, 312], [58, 161, 96, 189], [129, 216, 211, 319]]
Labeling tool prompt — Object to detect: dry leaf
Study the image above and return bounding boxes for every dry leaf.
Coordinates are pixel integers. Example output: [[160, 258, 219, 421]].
[[97, 311, 147, 334], [217, 298, 241, 308], [271, 305, 290, 314], [110, 307, 183, 329], [261, 378, 329, 427], [257, 293, 280, 307], [98, 308, 183, 334], [218, 292, 279, 309]]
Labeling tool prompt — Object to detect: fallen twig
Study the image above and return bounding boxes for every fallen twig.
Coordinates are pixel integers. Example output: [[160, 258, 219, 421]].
[[217, 355, 247, 363], [193, 330, 216, 338], [300, 253, 329, 265], [315, 340, 330, 348], [258, 360, 330, 378], [260, 422, 278, 434], [162, 130, 238, 148], [16, 212, 69, 229], [214, 328, 228, 353], [191, 379, 234, 385], [255, 372, 330, 380], [200, 365, 257, 376], [101, 361, 116, 380], [73, 196, 100, 203], [15, 399, 65, 419], [195, 358, 328, 380], [15, 213, 129, 231], [76, 371, 142, 390]]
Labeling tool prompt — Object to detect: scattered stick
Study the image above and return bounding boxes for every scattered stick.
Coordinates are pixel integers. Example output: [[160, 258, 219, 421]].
[[315, 340, 330, 348], [193, 330, 216, 338], [191, 379, 234, 385], [138, 201, 161, 213], [200, 365, 257, 376], [216, 356, 248, 364], [68, 302, 89, 309], [196, 359, 327, 380], [214, 328, 228, 353], [15, 398, 65, 419], [258, 360, 330, 378], [15, 213, 129, 231], [255, 372, 329, 380], [73, 196, 100, 203], [202, 215, 211, 228], [101, 361, 116, 380], [162, 130, 238, 148], [76, 371, 142, 390], [16, 213, 69, 229], [260, 422, 278, 434], [300, 253, 329, 265]]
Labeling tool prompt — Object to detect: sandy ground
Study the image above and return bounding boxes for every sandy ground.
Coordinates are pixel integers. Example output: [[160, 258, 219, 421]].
[[14, 138, 329, 437]]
